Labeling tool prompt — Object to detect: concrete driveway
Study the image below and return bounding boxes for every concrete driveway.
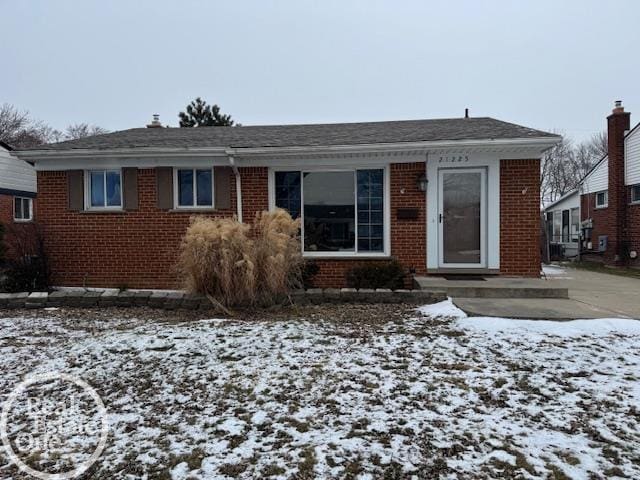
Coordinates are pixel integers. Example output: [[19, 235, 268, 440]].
[[546, 266, 640, 318], [454, 265, 640, 320]]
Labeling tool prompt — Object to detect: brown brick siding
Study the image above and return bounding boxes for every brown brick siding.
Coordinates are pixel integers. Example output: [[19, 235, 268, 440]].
[[627, 186, 640, 267], [499, 159, 541, 277], [0, 194, 12, 226], [37, 160, 541, 288], [580, 193, 610, 262], [1, 193, 38, 260], [37, 169, 236, 289], [239, 167, 268, 222], [580, 187, 640, 266]]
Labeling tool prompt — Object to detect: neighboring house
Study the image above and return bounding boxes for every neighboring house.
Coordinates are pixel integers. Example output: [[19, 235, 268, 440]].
[[0, 141, 37, 227], [579, 101, 640, 267], [14, 116, 560, 289], [544, 189, 580, 259]]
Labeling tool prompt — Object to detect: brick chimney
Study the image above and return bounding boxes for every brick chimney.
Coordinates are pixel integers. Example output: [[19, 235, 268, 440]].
[[607, 100, 631, 263], [146, 114, 163, 128]]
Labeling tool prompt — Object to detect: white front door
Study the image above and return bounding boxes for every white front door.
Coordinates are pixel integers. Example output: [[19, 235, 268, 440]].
[[437, 168, 487, 268]]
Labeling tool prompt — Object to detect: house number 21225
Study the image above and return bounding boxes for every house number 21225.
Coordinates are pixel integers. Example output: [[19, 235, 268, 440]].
[[438, 155, 469, 162]]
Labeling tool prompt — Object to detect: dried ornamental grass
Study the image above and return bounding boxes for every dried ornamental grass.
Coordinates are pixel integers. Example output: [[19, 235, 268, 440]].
[[178, 209, 302, 308], [253, 209, 303, 303], [178, 217, 256, 307]]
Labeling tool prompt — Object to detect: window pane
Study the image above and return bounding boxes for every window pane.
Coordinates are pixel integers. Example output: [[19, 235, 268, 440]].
[[275, 171, 301, 219], [106, 171, 121, 207], [562, 210, 569, 243], [14, 197, 22, 219], [303, 171, 354, 252], [546, 212, 554, 241], [553, 211, 561, 242], [632, 186, 640, 203], [91, 171, 105, 207], [571, 208, 580, 243], [357, 169, 384, 252], [23, 198, 31, 220], [196, 169, 213, 206], [178, 169, 194, 206]]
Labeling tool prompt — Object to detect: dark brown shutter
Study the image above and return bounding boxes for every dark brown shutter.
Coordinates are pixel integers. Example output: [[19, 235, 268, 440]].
[[122, 168, 138, 210], [214, 166, 232, 210], [67, 170, 84, 211], [156, 167, 174, 209]]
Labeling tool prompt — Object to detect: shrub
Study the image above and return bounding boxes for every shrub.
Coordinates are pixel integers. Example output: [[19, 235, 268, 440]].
[[0, 223, 5, 265], [0, 222, 50, 293], [178, 209, 302, 308], [302, 261, 320, 289], [346, 259, 406, 290]]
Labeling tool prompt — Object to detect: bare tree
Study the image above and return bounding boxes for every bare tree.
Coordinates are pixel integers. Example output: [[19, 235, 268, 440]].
[[574, 131, 607, 179], [541, 131, 608, 206], [64, 123, 109, 140], [0, 103, 60, 148], [541, 134, 575, 205]]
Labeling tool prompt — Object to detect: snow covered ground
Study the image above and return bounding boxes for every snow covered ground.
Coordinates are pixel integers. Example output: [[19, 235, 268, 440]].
[[541, 264, 573, 279], [1, 303, 639, 479]]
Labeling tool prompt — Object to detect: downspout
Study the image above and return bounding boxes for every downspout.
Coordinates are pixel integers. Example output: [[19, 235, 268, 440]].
[[227, 152, 243, 223]]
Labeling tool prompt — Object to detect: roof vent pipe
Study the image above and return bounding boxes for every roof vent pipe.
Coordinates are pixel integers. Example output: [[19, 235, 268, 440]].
[[146, 114, 163, 128], [464, 108, 469, 118]]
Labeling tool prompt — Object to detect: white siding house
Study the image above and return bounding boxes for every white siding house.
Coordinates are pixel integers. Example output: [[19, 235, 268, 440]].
[[0, 143, 37, 196], [581, 156, 608, 195], [544, 189, 580, 258], [0, 142, 37, 223], [625, 122, 640, 188]]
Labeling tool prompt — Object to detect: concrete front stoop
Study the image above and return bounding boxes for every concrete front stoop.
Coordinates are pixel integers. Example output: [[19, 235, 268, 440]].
[[413, 276, 568, 299]]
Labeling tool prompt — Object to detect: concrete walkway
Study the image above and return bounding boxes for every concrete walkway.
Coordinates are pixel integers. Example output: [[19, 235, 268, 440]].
[[453, 266, 640, 320]]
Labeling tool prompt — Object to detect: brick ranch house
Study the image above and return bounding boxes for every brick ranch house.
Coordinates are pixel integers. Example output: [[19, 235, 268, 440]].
[[14, 116, 560, 289], [0, 141, 37, 257], [580, 101, 640, 267]]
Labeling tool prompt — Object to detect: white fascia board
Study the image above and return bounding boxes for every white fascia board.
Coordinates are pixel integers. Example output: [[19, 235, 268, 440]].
[[23, 136, 559, 171], [229, 136, 560, 157], [33, 154, 230, 171]]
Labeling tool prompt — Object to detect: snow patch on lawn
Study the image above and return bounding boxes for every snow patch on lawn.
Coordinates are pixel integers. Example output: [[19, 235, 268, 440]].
[[459, 316, 640, 337], [417, 298, 467, 318], [542, 264, 572, 278]]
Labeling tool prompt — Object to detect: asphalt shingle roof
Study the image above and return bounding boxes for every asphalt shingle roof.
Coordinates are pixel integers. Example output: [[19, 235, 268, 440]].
[[24, 117, 559, 151]]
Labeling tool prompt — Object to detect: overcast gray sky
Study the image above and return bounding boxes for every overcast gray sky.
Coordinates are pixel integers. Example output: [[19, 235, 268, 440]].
[[1, 0, 639, 142]]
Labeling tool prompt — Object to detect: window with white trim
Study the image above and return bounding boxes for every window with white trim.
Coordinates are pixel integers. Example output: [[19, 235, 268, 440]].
[[175, 168, 214, 208], [274, 168, 386, 254], [595, 190, 608, 208], [88, 170, 122, 208], [631, 185, 640, 204], [14, 197, 33, 221]]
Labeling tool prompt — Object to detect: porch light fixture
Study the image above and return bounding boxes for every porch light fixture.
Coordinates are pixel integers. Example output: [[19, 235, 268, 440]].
[[417, 173, 427, 192]]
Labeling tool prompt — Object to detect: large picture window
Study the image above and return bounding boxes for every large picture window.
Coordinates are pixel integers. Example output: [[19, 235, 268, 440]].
[[274, 168, 386, 254], [175, 168, 214, 208], [88, 170, 122, 208]]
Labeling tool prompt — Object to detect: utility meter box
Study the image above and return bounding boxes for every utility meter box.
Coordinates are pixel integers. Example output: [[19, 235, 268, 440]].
[[598, 235, 608, 252]]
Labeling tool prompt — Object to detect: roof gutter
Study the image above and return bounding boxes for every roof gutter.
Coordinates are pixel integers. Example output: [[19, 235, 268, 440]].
[[226, 150, 243, 223]]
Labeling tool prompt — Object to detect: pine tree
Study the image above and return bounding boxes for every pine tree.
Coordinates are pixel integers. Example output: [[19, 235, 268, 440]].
[[178, 97, 235, 127]]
